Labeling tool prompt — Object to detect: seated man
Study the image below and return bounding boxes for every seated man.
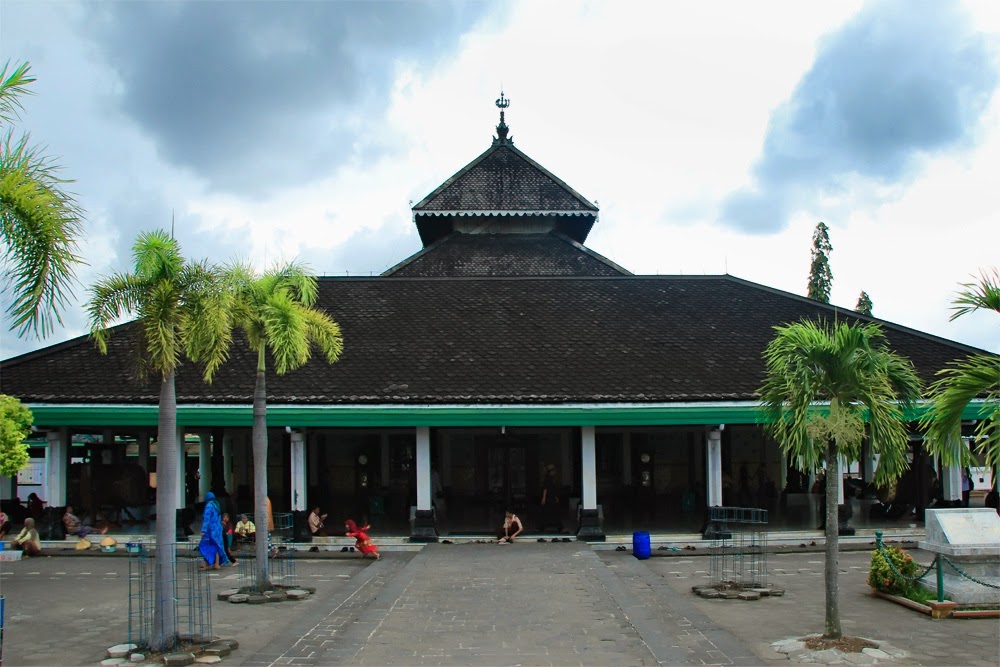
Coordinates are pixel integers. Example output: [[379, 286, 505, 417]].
[[234, 514, 256, 542], [0, 509, 10, 538], [63, 505, 106, 538], [498, 510, 524, 544], [13, 517, 41, 557], [308, 506, 328, 537]]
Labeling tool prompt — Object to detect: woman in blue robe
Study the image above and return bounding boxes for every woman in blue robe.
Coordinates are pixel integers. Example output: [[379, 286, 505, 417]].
[[198, 491, 231, 570]]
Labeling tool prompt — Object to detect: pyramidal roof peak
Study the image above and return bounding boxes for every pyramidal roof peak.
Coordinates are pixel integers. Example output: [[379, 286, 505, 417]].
[[412, 93, 598, 246], [493, 89, 513, 145]]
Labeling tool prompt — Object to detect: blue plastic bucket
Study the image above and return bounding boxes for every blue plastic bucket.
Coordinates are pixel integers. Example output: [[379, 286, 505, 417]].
[[632, 531, 651, 559]]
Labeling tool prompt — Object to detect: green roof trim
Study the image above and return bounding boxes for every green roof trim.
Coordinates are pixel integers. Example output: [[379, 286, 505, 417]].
[[23, 400, 989, 429]]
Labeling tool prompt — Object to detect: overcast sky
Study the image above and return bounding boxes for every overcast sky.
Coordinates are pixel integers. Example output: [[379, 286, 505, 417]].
[[1, 0, 998, 362]]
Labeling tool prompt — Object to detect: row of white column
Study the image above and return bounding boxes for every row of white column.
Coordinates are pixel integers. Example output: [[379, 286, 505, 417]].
[[39, 426, 981, 512]]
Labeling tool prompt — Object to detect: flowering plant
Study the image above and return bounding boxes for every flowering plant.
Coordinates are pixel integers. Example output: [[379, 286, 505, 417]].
[[868, 544, 918, 595]]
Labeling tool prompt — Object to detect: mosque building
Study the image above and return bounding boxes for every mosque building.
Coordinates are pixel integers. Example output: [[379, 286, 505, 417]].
[[0, 96, 988, 540]]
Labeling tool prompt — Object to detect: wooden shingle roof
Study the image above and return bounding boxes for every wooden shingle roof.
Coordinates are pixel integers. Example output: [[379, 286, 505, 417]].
[[1, 275, 986, 406], [383, 232, 628, 277], [412, 141, 598, 245]]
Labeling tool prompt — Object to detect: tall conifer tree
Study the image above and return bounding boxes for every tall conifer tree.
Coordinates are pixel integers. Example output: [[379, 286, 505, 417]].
[[807, 222, 833, 303], [855, 291, 873, 316]]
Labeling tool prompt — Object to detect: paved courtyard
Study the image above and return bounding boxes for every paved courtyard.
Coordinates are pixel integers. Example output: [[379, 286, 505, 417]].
[[0, 544, 996, 666]]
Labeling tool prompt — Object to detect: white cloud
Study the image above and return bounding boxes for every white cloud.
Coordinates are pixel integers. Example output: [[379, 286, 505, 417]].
[[1, 0, 997, 361]]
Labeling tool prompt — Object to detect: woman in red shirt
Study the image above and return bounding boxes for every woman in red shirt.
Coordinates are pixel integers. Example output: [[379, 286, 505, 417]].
[[345, 519, 380, 560]]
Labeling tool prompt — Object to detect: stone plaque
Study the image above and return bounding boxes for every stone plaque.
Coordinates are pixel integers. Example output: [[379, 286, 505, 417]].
[[924, 508, 1000, 546]]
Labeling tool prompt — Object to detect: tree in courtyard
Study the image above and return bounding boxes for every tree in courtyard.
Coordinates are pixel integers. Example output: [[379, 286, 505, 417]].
[[759, 319, 921, 639], [855, 291, 873, 316], [0, 394, 32, 477], [921, 268, 1000, 468], [0, 61, 84, 339], [87, 230, 231, 650], [807, 221, 833, 303], [223, 261, 343, 591]]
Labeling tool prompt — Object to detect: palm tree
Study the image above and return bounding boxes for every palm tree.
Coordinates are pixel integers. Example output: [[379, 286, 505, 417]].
[[759, 319, 921, 639], [1, 61, 84, 339], [224, 261, 343, 591], [87, 230, 231, 650], [921, 268, 1000, 468]]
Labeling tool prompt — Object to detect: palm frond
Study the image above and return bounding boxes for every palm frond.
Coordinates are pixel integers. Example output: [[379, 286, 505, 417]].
[[133, 229, 183, 282], [262, 290, 310, 375], [759, 318, 920, 485], [182, 261, 234, 382], [922, 354, 1000, 466], [0, 61, 34, 124], [303, 307, 344, 364], [950, 268, 1000, 321], [86, 273, 147, 353], [1, 129, 84, 338]]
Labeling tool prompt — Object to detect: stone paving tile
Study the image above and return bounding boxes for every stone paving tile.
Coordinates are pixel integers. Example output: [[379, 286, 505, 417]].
[[641, 548, 1000, 666], [326, 543, 670, 666], [3, 544, 995, 667]]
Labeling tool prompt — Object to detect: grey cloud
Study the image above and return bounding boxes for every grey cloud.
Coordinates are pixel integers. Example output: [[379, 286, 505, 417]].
[[302, 221, 422, 277], [721, 0, 998, 233], [82, 1, 496, 195]]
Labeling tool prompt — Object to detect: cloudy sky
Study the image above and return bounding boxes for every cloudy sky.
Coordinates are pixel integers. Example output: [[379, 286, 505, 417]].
[[1, 0, 998, 361]]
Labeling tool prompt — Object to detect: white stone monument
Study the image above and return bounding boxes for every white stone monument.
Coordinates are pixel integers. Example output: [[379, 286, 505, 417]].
[[918, 508, 1000, 604]]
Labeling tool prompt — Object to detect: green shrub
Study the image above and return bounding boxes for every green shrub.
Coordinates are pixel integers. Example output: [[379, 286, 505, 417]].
[[868, 544, 919, 595]]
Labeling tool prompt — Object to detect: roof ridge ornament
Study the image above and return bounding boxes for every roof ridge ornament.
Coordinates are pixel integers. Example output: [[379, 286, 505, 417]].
[[494, 90, 513, 145]]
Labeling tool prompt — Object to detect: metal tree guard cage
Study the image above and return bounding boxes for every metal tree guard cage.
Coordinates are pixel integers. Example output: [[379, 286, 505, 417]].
[[128, 542, 213, 651], [236, 548, 298, 589], [708, 507, 769, 590]]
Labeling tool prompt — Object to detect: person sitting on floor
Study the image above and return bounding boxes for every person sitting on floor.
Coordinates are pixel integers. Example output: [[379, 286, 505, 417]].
[[498, 510, 524, 544], [63, 505, 107, 538], [0, 509, 10, 539], [13, 517, 41, 557], [235, 514, 256, 542], [308, 506, 328, 537]]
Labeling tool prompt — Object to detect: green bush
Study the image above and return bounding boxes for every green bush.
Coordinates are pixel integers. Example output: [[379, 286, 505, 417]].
[[868, 544, 919, 595]]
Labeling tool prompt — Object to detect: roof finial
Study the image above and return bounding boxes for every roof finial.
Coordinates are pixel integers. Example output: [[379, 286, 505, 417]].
[[494, 89, 512, 145]]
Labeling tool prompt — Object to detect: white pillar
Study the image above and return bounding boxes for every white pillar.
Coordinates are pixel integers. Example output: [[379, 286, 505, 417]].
[[837, 455, 847, 505], [622, 433, 632, 486], [941, 463, 962, 502], [581, 426, 597, 509], [223, 432, 234, 494], [46, 428, 69, 506], [861, 441, 875, 485], [416, 427, 431, 510], [706, 428, 723, 507], [290, 431, 306, 511]]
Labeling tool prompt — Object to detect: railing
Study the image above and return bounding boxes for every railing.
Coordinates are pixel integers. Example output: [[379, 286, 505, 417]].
[[873, 530, 1000, 603]]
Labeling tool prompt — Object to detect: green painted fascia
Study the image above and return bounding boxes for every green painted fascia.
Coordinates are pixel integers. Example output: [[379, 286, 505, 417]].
[[25, 400, 989, 429]]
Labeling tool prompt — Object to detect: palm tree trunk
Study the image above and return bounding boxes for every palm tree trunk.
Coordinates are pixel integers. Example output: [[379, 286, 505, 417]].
[[824, 440, 842, 639], [253, 347, 270, 591], [152, 370, 178, 650]]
